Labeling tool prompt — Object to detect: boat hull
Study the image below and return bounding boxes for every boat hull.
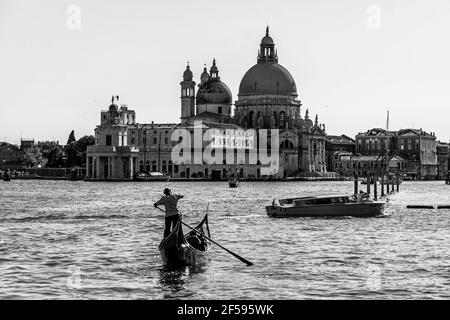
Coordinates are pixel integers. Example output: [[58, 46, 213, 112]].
[[266, 202, 385, 218], [158, 215, 211, 267]]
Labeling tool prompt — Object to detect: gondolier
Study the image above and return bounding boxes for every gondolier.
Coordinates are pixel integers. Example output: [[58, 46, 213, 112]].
[[154, 188, 184, 237]]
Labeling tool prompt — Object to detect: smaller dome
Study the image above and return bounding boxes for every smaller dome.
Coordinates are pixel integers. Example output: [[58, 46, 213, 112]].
[[109, 103, 118, 113], [261, 35, 274, 45], [196, 81, 232, 105], [183, 65, 193, 81]]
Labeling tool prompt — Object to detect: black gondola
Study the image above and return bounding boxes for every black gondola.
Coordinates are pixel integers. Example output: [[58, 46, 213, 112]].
[[158, 214, 211, 266]]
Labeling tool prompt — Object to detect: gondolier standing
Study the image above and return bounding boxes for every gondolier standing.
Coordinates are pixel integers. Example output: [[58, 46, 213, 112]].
[[154, 188, 184, 237]]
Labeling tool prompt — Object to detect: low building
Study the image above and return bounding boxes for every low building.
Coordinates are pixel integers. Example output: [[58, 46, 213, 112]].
[[436, 141, 449, 179], [332, 153, 406, 178], [325, 134, 355, 174], [355, 128, 438, 179], [397, 129, 437, 179], [0, 142, 25, 170], [20, 139, 35, 151]]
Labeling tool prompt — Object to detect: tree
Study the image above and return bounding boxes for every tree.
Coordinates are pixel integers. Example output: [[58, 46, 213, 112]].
[[24, 145, 43, 168], [67, 130, 76, 145], [45, 147, 64, 168], [74, 135, 95, 153], [65, 135, 95, 167]]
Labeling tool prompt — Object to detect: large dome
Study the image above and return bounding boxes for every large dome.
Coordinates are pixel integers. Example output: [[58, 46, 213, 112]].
[[196, 80, 232, 104], [238, 62, 297, 97]]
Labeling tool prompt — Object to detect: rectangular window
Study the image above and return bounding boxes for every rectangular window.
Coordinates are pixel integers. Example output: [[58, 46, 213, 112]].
[[218, 107, 223, 114], [131, 138, 135, 144], [106, 135, 112, 146], [153, 137, 157, 144], [408, 139, 412, 150], [164, 137, 168, 144]]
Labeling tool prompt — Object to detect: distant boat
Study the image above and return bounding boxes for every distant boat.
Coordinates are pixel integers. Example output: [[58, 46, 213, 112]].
[[228, 176, 239, 188], [158, 214, 211, 266], [266, 194, 385, 218], [134, 172, 170, 182], [2, 171, 11, 181]]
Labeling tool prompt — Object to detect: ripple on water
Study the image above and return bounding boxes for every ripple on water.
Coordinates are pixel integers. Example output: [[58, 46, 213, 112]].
[[0, 180, 449, 299]]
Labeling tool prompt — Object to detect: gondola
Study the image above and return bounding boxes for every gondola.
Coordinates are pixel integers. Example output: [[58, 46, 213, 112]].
[[158, 214, 211, 266], [228, 177, 239, 188]]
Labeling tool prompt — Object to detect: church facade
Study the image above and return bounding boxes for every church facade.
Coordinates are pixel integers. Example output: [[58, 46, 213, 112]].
[[86, 28, 327, 180]]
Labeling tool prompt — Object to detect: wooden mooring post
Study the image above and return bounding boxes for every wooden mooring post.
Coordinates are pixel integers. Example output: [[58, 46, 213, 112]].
[[381, 174, 385, 197], [396, 174, 400, 192], [354, 175, 359, 195], [374, 174, 378, 200], [366, 175, 371, 195], [391, 175, 395, 193]]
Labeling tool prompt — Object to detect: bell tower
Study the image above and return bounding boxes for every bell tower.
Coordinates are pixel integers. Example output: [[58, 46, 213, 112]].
[[180, 62, 196, 122]]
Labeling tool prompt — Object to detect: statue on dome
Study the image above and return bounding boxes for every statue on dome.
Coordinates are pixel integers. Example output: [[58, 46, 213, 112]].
[[257, 113, 264, 129], [270, 113, 276, 128]]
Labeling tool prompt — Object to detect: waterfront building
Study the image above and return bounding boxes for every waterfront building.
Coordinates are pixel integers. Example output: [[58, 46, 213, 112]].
[[325, 135, 355, 174], [0, 142, 24, 170], [436, 141, 449, 179], [86, 28, 328, 180], [20, 139, 35, 151], [332, 153, 406, 178], [355, 128, 438, 179]]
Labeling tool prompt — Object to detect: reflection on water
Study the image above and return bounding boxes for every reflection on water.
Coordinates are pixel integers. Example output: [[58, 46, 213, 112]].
[[0, 180, 449, 299], [159, 265, 208, 299]]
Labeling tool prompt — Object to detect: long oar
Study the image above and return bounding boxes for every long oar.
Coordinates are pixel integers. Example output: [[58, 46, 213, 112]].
[[155, 206, 253, 266]]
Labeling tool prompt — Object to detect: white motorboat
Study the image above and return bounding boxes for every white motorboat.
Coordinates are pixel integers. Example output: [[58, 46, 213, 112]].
[[266, 194, 385, 218]]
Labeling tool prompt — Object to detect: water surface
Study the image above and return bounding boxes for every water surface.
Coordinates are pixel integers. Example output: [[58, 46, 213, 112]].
[[0, 180, 449, 299]]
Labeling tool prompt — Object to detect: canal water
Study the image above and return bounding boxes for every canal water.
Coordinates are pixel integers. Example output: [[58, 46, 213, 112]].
[[0, 180, 448, 299]]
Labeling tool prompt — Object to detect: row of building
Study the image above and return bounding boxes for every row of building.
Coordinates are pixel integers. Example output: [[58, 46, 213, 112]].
[[85, 27, 449, 181], [86, 28, 328, 181], [326, 129, 449, 180], [4, 28, 447, 180]]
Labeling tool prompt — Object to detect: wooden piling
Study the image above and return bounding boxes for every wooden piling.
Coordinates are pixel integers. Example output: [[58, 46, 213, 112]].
[[374, 174, 378, 200], [381, 174, 385, 197], [366, 175, 370, 195], [354, 176, 358, 195], [392, 176, 395, 193], [396, 174, 400, 192], [386, 175, 390, 194]]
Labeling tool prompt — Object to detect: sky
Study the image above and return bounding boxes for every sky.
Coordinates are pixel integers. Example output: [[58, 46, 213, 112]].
[[1, 0, 449, 144]]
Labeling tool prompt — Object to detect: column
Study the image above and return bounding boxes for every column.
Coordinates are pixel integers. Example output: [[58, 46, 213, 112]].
[[91, 157, 95, 179], [95, 156, 100, 179], [308, 140, 312, 172], [129, 156, 133, 179], [86, 155, 90, 178]]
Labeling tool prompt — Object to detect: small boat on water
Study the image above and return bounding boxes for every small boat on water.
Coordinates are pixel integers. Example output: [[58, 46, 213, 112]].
[[266, 194, 385, 218], [228, 177, 239, 188], [134, 171, 170, 182], [158, 214, 211, 266], [2, 171, 11, 181]]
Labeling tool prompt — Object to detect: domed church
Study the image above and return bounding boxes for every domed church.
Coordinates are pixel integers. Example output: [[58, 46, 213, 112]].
[[179, 27, 327, 177], [86, 27, 328, 181]]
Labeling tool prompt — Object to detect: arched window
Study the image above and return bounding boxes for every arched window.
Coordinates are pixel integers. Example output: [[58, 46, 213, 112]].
[[248, 111, 255, 127], [151, 160, 157, 172]]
